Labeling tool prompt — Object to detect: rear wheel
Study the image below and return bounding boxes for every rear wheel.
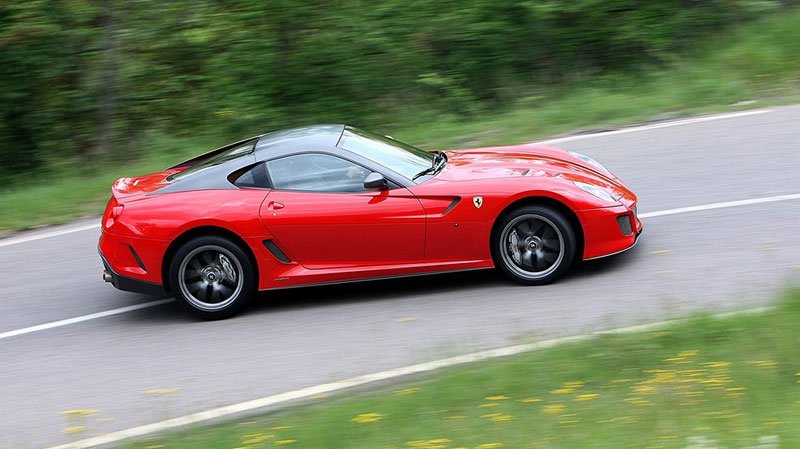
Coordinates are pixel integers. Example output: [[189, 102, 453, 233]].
[[492, 205, 577, 285], [169, 236, 256, 319]]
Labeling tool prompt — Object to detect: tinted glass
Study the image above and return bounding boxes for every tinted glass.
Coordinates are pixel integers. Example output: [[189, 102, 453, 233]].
[[338, 128, 433, 180], [169, 139, 256, 181], [266, 153, 370, 192], [232, 163, 268, 188]]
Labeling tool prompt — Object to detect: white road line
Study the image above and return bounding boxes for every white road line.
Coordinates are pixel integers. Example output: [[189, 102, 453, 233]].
[[2, 192, 800, 342], [0, 299, 173, 341], [638, 193, 800, 219], [46, 305, 770, 449], [0, 223, 99, 248], [537, 109, 771, 145]]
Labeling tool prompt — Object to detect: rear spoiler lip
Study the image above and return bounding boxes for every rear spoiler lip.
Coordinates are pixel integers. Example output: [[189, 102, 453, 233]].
[[166, 134, 263, 170]]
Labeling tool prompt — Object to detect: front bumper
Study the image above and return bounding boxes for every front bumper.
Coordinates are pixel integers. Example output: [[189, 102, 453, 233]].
[[579, 202, 643, 260]]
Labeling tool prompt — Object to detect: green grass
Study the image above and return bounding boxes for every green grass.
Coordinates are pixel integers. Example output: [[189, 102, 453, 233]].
[[4, 10, 800, 233], [110, 289, 800, 449]]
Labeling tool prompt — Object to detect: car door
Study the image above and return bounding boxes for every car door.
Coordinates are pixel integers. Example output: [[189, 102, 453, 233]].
[[259, 152, 426, 269]]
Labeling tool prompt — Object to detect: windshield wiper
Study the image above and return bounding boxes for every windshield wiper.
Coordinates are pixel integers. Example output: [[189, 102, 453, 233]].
[[412, 151, 447, 181]]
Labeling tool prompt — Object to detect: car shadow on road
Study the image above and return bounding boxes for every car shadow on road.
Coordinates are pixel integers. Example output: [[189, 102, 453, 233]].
[[249, 247, 641, 315]]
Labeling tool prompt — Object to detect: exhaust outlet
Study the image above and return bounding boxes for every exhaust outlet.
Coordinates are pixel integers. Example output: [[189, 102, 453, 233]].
[[102, 271, 113, 283]]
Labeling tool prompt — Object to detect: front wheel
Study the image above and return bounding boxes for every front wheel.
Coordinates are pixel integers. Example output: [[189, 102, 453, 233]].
[[169, 236, 256, 319], [492, 206, 577, 285]]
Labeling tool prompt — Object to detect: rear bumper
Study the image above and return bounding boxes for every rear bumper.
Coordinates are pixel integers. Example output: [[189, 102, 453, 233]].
[[579, 203, 643, 260], [98, 230, 168, 296], [100, 253, 165, 297]]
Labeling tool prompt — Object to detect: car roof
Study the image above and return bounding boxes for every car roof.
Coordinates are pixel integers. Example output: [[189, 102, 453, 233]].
[[253, 124, 345, 161]]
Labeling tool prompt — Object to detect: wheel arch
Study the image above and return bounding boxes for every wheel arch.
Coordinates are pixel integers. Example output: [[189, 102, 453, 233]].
[[161, 225, 258, 293], [490, 195, 584, 260]]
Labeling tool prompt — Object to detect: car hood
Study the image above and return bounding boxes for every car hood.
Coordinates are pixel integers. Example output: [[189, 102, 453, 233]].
[[437, 145, 629, 198]]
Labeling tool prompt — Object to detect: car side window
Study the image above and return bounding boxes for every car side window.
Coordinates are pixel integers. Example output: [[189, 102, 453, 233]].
[[266, 153, 372, 193], [231, 163, 269, 188]]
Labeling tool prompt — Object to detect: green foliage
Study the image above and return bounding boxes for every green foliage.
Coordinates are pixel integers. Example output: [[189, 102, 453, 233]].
[[0, 1, 791, 185], [118, 289, 800, 449]]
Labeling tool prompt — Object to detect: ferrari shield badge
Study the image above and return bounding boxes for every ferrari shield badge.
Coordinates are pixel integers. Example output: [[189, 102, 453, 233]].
[[472, 196, 483, 208]]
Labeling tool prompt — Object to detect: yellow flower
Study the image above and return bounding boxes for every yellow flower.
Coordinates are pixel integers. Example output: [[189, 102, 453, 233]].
[[563, 381, 585, 389], [405, 439, 451, 449], [574, 393, 600, 401], [351, 412, 385, 424], [678, 350, 699, 357], [478, 403, 499, 408], [704, 361, 731, 369], [484, 395, 509, 401], [60, 409, 99, 417], [482, 413, 514, 423], [274, 440, 296, 446], [550, 388, 574, 395], [395, 388, 420, 396], [519, 397, 541, 403], [475, 444, 504, 449], [271, 426, 291, 430], [63, 426, 86, 434], [445, 415, 467, 420], [541, 404, 566, 414]]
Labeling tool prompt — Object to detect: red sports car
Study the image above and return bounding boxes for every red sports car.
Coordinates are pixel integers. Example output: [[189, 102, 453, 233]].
[[100, 125, 641, 318]]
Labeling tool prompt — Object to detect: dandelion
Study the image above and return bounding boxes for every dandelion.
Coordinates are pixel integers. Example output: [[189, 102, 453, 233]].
[[678, 350, 699, 357], [484, 395, 509, 401], [475, 444, 504, 449], [60, 409, 99, 417], [563, 381, 585, 389], [274, 440, 296, 446], [445, 415, 467, 420], [478, 403, 499, 408], [574, 393, 600, 401], [550, 388, 574, 395], [704, 361, 731, 369], [541, 404, 566, 414], [481, 413, 514, 423], [395, 388, 420, 396], [352, 412, 385, 424], [519, 397, 541, 403]]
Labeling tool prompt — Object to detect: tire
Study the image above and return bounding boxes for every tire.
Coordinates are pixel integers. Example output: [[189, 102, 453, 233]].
[[492, 205, 577, 285], [169, 235, 256, 319]]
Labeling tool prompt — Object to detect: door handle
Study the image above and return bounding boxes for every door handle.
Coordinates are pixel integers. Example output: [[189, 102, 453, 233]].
[[268, 201, 285, 210]]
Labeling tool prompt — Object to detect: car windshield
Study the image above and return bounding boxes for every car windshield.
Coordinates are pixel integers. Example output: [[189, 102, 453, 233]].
[[338, 127, 434, 181], [168, 139, 257, 181]]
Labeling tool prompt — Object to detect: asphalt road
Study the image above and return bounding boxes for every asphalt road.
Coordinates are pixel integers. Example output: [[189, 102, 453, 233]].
[[2, 105, 800, 448]]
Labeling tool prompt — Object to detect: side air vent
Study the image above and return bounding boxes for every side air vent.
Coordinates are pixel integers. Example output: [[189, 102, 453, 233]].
[[442, 197, 461, 216], [128, 245, 147, 271], [616, 215, 633, 236], [263, 240, 292, 263]]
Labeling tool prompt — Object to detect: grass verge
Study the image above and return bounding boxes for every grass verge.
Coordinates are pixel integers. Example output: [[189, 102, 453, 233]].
[[3, 10, 800, 233], [111, 290, 800, 449]]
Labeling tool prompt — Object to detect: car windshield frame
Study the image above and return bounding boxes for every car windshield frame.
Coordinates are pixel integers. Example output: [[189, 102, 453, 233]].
[[337, 127, 435, 182]]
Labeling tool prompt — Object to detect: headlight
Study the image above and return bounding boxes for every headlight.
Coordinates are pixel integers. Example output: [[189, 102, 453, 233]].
[[573, 181, 617, 203], [569, 151, 611, 175]]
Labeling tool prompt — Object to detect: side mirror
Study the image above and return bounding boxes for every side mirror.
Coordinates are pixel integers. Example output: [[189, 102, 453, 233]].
[[364, 172, 388, 190]]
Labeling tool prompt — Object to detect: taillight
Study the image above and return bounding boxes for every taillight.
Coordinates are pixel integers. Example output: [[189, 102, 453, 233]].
[[103, 197, 124, 229]]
